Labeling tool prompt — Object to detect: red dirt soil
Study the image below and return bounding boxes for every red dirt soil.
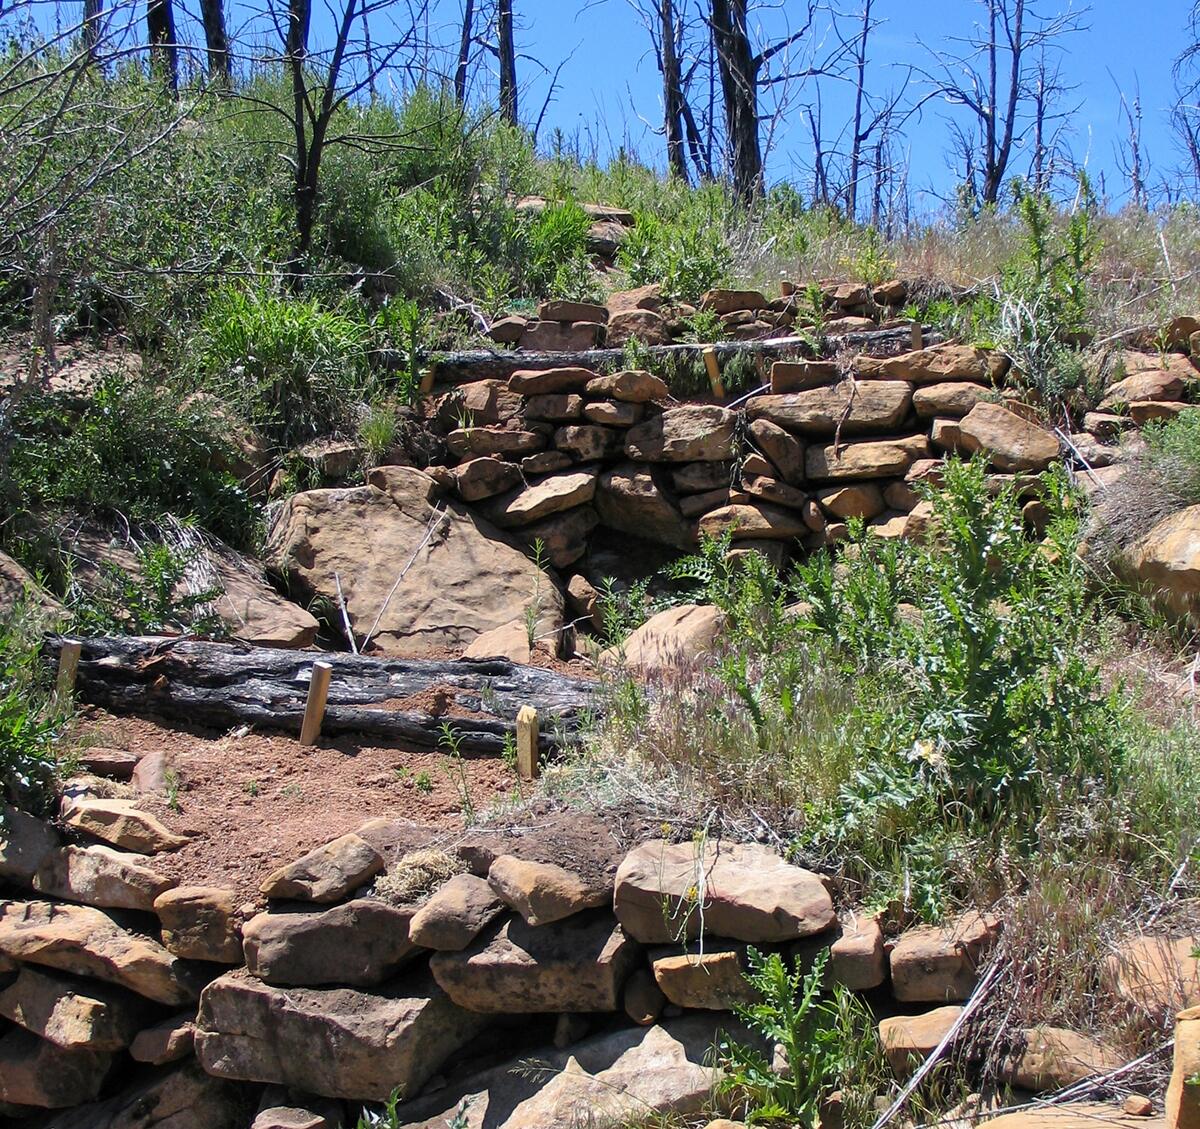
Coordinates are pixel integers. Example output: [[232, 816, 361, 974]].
[[71, 707, 524, 906]]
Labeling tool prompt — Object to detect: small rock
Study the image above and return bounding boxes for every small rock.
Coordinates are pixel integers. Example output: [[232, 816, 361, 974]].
[[879, 1005, 963, 1074], [61, 798, 188, 854], [819, 484, 885, 520], [481, 469, 599, 528], [700, 289, 768, 314], [623, 966, 666, 1025], [0, 803, 60, 884], [259, 833, 384, 903], [453, 456, 523, 502], [607, 309, 671, 347], [583, 399, 643, 427], [242, 898, 419, 987], [651, 944, 756, 1009], [130, 1012, 197, 1064], [487, 855, 609, 926], [890, 910, 1000, 1003], [770, 360, 839, 393], [913, 382, 991, 418], [748, 418, 805, 484], [155, 886, 243, 963], [0, 1027, 115, 1108], [806, 435, 929, 481], [0, 964, 148, 1050], [613, 839, 835, 944], [1123, 1094, 1153, 1117], [522, 450, 572, 475], [625, 405, 736, 462], [509, 367, 597, 396], [34, 843, 175, 911], [698, 502, 808, 540], [525, 392, 584, 422], [429, 912, 640, 1013], [408, 873, 506, 951], [598, 604, 726, 674], [958, 402, 1060, 472], [77, 748, 140, 780], [586, 370, 669, 403]]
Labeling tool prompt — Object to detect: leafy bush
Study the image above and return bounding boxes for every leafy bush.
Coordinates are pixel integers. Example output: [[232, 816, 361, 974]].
[[1142, 407, 1200, 503], [67, 540, 227, 637], [5, 375, 256, 547], [188, 285, 375, 449], [618, 210, 731, 301], [520, 201, 596, 300], [0, 601, 66, 817], [718, 949, 888, 1127]]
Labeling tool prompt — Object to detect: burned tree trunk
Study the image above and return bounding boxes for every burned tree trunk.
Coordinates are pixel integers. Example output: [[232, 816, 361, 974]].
[[44, 636, 602, 755], [710, 0, 762, 202], [147, 0, 178, 92], [199, 0, 231, 83], [498, 0, 518, 126]]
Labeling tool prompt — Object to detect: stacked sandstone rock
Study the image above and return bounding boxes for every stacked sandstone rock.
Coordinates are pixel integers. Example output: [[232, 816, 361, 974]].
[[487, 282, 914, 351], [7, 778, 1187, 1123], [427, 341, 1083, 578]]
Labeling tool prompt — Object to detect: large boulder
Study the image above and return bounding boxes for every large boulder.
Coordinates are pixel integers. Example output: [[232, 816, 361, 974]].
[[196, 969, 486, 1102], [747, 382, 913, 436], [613, 840, 835, 944], [436, 378, 523, 428], [607, 309, 672, 347], [242, 899, 420, 987], [0, 964, 149, 1049], [487, 855, 609, 926], [265, 467, 563, 656], [999, 1026, 1121, 1092], [429, 911, 640, 1013], [390, 1016, 729, 1129], [625, 406, 736, 462], [1106, 935, 1200, 1014], [878, 1006, 962, 1074], [958, 402, 1059, 472], [857, 343, 1009, 385], [0, 901, 202, 1005], [599, 604, 726, 675], [0, 1027, 115, 1108], [596, 463, 693, 548], [1124, 506, 1200, 623]]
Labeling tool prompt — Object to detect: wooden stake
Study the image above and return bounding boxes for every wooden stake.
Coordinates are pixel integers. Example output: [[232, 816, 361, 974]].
[[780, 276, 794, 298], [702, 347, 726, 398], [419, 368, 436, 395], [299, 661, 333, 747], [516, 705, 539, 782], [911, 322, 924, 351], [55, 639, 81, 701]]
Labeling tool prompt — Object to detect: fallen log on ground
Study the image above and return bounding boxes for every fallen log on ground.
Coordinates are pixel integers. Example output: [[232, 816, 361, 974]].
[[393, 326, 942, 384], [44, 636, 603, 755]]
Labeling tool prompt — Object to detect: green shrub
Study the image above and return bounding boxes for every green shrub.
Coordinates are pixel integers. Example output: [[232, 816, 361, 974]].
[[1142, 408, 1200, 503], [0, 601, 67, 817], [67, 540, 227, 637], [618, 210, 731, 301], [5, 376, 256, 547], [188, 285, 374, 449], [521, 201, 595, 299]]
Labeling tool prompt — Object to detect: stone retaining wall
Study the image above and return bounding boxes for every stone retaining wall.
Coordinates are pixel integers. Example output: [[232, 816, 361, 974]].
[[2, 786, 1183, 1125]]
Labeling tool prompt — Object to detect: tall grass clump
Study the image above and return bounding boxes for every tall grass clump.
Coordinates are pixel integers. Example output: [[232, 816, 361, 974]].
[[187, 285, 375, 450]]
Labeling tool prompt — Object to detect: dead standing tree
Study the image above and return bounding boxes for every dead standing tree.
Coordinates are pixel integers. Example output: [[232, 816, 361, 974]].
[[245, 0, 427, 283], [917, 0, 1087, 208]]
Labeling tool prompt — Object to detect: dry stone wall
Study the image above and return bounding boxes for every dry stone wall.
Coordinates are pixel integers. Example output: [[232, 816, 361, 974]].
[[3, 774, 1182, 1125], [429, 339, 1067, 578]]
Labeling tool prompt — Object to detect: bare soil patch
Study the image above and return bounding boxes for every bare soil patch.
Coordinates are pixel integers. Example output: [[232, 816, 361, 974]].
[[70, 708, 523, 905]]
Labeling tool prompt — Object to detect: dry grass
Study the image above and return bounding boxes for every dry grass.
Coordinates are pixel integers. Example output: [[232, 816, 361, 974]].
[[372, 847, 466, 905]]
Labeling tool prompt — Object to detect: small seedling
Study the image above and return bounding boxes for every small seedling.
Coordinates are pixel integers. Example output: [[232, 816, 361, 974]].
[[414, 772, 433, 793], [164, 769, 182, 813], [242, 779, 260, 797]]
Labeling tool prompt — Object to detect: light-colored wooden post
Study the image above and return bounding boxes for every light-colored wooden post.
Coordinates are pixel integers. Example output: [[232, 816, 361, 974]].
[[702, 347, 726, 399], [780, 276, 794, 298], [516, 705, 539, 782], [55, 639, 82, 701], [299, 661, 333, 747], [911, 322, 924, 351], [419, 368, 436, 395]]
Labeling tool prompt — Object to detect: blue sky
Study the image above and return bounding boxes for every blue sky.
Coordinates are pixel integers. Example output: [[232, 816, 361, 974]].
[[30, 0, 1198, 211], [470, 0, 1197, 209]]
